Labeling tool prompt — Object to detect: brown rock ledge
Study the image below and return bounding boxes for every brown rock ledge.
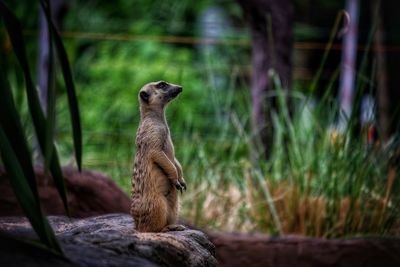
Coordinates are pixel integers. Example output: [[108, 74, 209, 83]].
[[0, 214, 218, 267]]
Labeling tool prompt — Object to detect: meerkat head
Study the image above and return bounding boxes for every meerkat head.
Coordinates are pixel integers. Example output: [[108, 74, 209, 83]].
[[138, 81, 183, 111]]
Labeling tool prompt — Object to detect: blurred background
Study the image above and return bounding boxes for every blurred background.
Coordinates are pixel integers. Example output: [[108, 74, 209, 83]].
[[2, 0, 400, 237]]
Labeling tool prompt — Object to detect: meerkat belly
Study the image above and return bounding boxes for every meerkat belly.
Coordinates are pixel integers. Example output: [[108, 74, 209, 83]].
[[150, 163, 174, 196]]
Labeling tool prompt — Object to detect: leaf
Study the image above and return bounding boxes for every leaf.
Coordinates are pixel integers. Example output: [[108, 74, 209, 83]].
[[40, 0, 82, 171], [0, 127, 63, 255], [42, 1, 56, 173], [0, 69, 39, 202], [0, 0, 70, 215]]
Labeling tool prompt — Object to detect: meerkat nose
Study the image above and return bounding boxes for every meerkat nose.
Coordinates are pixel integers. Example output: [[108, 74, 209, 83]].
[[176, 86, 183, 92]]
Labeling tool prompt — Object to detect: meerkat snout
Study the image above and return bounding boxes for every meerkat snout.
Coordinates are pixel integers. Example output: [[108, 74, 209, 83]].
[[169, 85, 182, 98]]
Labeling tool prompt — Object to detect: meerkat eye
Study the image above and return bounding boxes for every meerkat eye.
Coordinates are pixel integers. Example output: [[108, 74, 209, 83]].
[[156, 81, 168, 90], [140, 91, 150, 103]]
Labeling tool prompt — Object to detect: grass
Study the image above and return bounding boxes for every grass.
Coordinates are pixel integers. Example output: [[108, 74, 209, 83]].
[[195, 88, 398, 236], [177, 81, 400, 237]]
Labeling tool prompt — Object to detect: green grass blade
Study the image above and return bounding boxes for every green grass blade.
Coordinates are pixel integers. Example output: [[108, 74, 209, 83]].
[[309, 10, 346, 94], [42, 2, 56, 174], [254, 169, 283, 235], [0, 0, 70, 215], [40, 0, 82, 171], [0, 127, 63, 255], [0, 66, 39, 202]]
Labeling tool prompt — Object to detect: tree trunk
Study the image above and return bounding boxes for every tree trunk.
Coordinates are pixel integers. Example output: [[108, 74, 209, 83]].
[[380, 0, 400, 139], [237, 0, 293, 159], [372, 1, 390, 142], [338, 0, 359, 132], [34, 0, 67, 161], [37, 0, 67, 112]]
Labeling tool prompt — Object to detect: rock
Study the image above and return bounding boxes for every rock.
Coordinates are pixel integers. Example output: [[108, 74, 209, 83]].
[[0, 214, 218, 267], [0, 167, 130, 217], [207, 231, 400, 267]]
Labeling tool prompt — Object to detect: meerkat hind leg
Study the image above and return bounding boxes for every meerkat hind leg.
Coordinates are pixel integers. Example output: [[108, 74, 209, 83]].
[[162, 224, 187, 232]]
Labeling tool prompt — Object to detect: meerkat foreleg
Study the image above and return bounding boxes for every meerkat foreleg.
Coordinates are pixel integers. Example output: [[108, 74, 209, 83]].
[[174, 158, 186, 192], [151, 151, 186, 193], [174, 158, 182, 177]]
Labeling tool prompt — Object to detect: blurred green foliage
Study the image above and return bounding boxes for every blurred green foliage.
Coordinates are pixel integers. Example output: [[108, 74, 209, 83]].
[[51, 0, 250, 189]]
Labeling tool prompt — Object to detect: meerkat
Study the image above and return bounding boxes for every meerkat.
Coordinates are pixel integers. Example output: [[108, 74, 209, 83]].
[[130, 81, 186, 232]]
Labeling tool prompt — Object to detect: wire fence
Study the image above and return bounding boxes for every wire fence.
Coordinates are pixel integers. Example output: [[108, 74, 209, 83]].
[[19, 30, 400, 52], [11, 29, 397, 81]]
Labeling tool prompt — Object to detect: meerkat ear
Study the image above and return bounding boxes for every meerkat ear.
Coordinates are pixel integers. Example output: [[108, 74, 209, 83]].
[[140, 91, 150, 103]]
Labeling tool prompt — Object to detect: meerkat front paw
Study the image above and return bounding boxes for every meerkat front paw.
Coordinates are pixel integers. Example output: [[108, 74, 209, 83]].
[[178, 177, 186, 189], [173, 179, 186, 193]]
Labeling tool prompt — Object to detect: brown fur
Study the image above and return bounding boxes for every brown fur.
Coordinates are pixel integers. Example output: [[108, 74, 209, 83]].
[[130, 81, 186, 232]]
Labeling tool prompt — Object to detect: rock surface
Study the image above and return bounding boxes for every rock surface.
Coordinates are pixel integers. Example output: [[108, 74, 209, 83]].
[[0, 214, 218, 267], [207, 231, 400, 267], [0, 167, 130, 217]]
